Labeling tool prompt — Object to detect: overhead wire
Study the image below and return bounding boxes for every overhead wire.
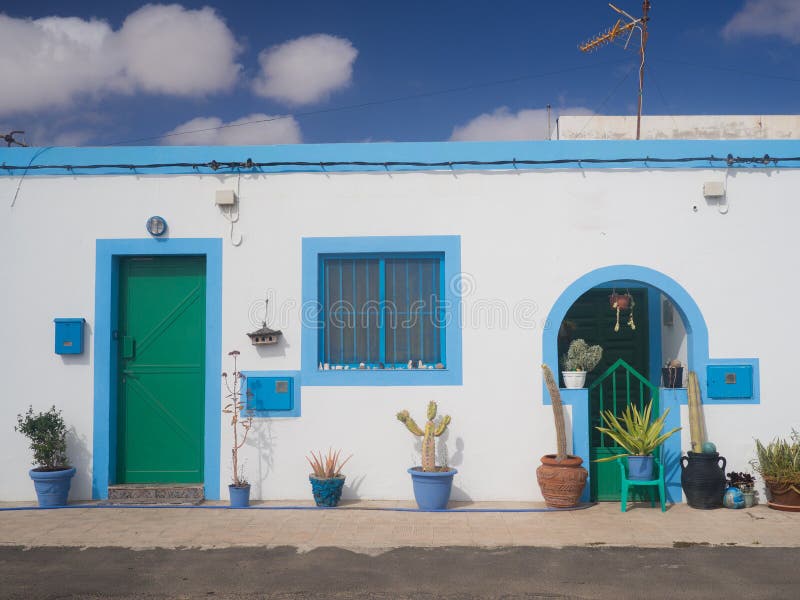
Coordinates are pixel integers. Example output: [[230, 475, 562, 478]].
[[102, 59, 632, 146]]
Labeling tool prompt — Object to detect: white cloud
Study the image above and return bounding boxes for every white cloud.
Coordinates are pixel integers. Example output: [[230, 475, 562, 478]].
[[722, 0, 800, 44], [450, 107, 595, 141], [161, 113, 302, 145], [0, 5, 241, 115], [252, 34, 358, 105]]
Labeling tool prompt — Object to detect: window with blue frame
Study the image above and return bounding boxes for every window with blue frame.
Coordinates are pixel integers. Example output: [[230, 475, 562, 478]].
[[320, 253, 445, 368]]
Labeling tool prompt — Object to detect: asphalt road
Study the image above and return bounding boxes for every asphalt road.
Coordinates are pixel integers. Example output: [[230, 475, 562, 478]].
[[1, 545, 798, 599]]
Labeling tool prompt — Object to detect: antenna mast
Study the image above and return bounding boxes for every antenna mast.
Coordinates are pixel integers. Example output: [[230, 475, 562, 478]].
[[579, 1, 651, 140]]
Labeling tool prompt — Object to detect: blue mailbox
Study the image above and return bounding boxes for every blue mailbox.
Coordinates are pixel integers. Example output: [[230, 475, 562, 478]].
[[54, 318, 85, 355]]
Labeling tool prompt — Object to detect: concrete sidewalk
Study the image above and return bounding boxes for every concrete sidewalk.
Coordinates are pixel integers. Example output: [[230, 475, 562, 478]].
[[1, 500, 798, 552]]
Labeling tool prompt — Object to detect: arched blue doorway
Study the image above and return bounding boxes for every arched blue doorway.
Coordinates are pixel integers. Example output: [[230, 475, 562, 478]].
[[542, 265, 712, 503]]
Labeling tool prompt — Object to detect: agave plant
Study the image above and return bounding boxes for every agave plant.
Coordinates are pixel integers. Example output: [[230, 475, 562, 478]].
[[306, 448, 352, 479], [595, 399, 681, 462]]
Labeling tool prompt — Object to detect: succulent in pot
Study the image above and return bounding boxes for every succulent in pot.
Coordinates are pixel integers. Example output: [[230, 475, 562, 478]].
[[750, 430, 800, 511], [15, 405, 76, 507], [595, 399, 681, 480], [560, 338, 603, 388], [306, 448, 352, 507], [397, 401, 455, 510]]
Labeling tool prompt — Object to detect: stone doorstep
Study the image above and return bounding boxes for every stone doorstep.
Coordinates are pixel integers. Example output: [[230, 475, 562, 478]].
[[107, 484, 204, 506]]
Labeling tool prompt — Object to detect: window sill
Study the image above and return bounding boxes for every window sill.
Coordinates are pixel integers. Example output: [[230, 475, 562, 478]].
[[302, 367, 460, 387]]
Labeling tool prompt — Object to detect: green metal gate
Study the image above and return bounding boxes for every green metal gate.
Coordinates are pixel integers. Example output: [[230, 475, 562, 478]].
[[589, 359, 659, 501]]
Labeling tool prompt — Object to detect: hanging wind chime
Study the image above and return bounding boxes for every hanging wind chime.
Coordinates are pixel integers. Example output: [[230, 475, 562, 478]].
[[609, 289, 636, 332]]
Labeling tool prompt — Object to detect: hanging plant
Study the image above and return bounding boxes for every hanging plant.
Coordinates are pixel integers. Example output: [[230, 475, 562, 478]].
[[609, 290, 636, 332]]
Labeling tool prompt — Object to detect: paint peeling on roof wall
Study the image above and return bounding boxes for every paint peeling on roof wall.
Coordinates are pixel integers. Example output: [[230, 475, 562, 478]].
[[557, 115, 800, 140]]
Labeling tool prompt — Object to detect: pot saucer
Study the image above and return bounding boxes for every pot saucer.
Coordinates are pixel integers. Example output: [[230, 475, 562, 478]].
[[767, 501, 800, 512]]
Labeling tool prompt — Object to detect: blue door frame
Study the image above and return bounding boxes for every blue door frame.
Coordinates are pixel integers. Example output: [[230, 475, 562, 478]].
[[93, 238, 222, 500]]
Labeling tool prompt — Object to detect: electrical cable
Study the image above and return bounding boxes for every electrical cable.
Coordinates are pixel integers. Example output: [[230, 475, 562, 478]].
[[102, 59, 632, 147], [0, 154, 794, 174]]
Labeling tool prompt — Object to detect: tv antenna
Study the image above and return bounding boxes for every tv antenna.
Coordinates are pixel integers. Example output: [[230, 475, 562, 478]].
[[3, 130, 28, 147], [579, 1, 651, 140]]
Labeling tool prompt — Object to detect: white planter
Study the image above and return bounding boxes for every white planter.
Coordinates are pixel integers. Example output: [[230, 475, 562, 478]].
[[562, 371, 587, 389]]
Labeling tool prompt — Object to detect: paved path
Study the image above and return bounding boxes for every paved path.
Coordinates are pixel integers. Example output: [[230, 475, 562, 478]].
[[1, 501, 798, 551]]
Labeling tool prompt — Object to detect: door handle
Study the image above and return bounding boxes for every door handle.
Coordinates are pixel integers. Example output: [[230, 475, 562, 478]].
[[122, 336, 135, 359]]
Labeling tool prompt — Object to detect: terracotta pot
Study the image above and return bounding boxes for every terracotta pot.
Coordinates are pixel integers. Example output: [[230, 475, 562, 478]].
[[765, 479, 800, 511], [536, 454, 588, 508], [609, 293, 631, 310]]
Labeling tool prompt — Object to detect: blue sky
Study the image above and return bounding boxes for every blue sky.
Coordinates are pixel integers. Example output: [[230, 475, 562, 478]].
[[1, 1, 798, 146]]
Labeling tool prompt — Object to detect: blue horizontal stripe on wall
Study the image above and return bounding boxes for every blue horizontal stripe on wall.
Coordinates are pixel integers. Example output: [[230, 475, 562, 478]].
[[2, 139, 800, 176]]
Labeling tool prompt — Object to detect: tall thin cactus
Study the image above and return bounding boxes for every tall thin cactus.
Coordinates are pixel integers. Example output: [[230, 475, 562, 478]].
[[542, 364, 568, 462], [687, 371, 705, 452], [397, 401, 451, 472]]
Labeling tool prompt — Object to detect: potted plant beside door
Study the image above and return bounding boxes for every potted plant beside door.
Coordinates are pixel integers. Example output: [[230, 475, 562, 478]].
[[15, 406, 76, 507], [222, 350, 254, 508], [560, 339, 603, 389], [594, 399, 681, 480]]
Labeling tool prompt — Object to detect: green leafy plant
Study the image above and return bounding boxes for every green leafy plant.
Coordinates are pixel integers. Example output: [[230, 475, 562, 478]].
[[594, 400, 680, 462], [396, 401, 451, 472], [306, 448, 352, 479], [15, 406, 69, 471], [560, 339, 603, 372], [222, 350, 254, 487], [751, 430, 800, 485]]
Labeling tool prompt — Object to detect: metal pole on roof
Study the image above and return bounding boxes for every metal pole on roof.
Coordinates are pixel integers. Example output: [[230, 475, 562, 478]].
[[636, 1, 651, 140]]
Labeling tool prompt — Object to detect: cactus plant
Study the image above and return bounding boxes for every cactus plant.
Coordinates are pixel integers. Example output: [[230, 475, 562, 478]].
[[397, 401, 451, 472], [542, 364, 568, 461], [687, 371, 705, 453]]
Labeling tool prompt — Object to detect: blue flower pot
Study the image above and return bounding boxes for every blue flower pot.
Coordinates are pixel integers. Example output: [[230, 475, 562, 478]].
[[627, 456, 654, 481], [309, 476, 346, 507], [29, 468, 76, 507], [228, 484, 251, 508], [408, 467, 457, 510]]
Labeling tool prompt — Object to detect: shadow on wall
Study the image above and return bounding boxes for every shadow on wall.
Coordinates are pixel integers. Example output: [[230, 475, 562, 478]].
[[67, 426, 92, 500], [245, 420, 274, 498], [59, 321, 92, 367], [254, 336, 289, 359]]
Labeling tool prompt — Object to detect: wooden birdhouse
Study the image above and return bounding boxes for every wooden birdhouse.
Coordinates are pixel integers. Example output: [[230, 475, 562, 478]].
[[247, 297, 282, 345], [247, 323, 282, 345]]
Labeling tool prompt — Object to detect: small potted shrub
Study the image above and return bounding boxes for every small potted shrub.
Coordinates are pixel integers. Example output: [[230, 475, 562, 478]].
[[222, 350, 254, 508], [595, 399, 681, 480], [397, 401, 455, 510], [661, 359, 684, 388], [306, 448, 352, 507], [15, 406, 76, 507], [560, 339, 603, 388], [751, 430, 800, 511]]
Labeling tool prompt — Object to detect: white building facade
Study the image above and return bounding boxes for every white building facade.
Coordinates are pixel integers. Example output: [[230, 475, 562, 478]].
[[1, 139, 794, 504]]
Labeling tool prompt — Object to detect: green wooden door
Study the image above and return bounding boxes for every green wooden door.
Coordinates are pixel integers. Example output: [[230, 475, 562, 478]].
[[117, 256, 206, 483], [560, 288, 651, 501]]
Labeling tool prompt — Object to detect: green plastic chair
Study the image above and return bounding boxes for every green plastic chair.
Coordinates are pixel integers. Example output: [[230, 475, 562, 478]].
[[618, 455, 666, 512]]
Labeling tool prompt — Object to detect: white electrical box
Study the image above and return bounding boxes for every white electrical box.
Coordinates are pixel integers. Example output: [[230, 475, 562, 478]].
[[215, 190, 237, 206], [703, 181, 725, 198]]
